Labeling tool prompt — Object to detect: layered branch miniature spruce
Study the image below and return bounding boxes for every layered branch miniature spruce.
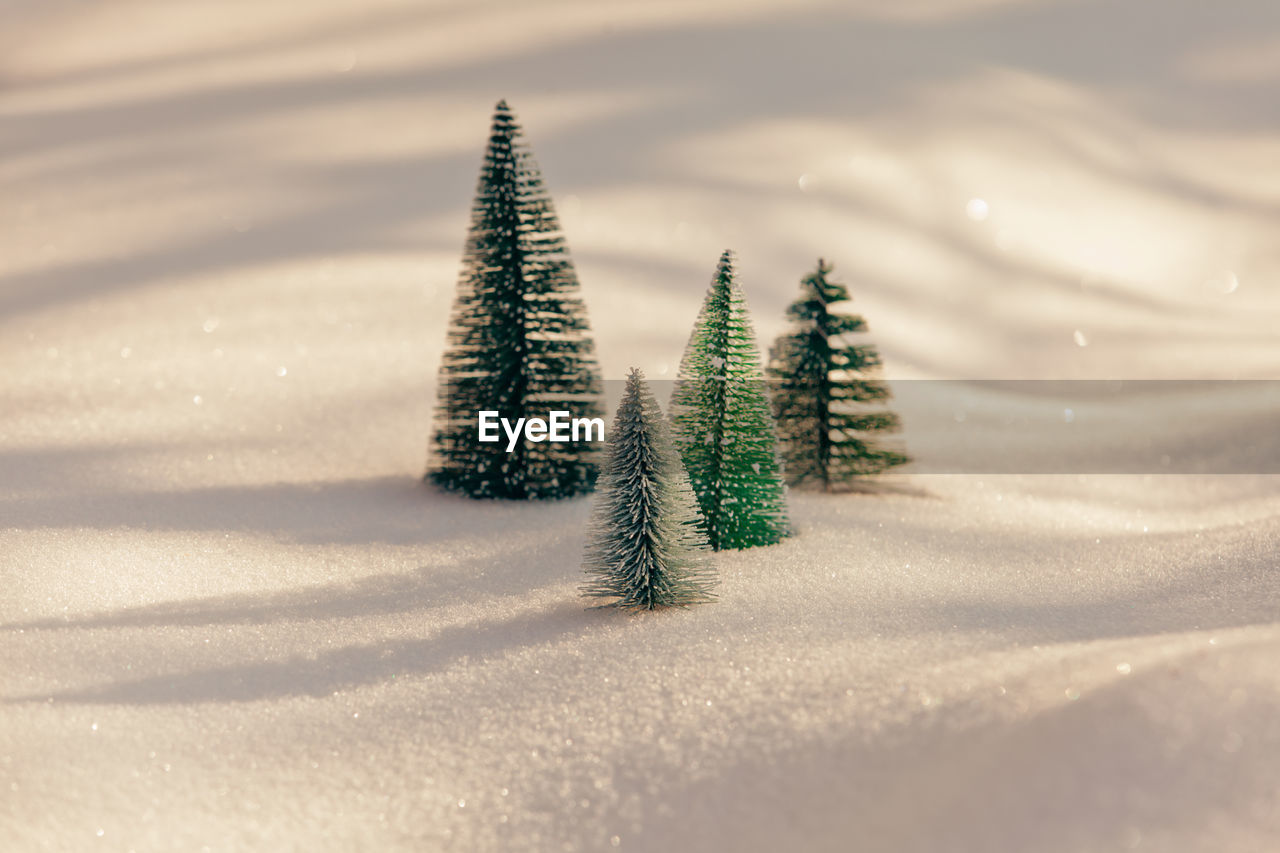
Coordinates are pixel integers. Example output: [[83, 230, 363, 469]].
[[429, 100, 604, 499], [767, 258, 908, 489], [582, 369, 716, 610], [670, 251, 791, 550]]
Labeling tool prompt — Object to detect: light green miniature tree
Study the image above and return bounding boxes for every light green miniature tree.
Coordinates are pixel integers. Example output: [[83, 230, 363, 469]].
[[669, 251, 791, 550]]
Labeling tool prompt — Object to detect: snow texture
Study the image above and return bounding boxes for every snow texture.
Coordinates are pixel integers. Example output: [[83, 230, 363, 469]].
[[2, 1, 1279, 851]]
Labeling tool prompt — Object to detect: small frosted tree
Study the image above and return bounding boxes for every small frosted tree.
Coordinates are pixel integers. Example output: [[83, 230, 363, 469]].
[[767, 258, 908, 489], [669, 251, 791, 550], [429, 100, 604, 499], [581, 368, 716, 610]]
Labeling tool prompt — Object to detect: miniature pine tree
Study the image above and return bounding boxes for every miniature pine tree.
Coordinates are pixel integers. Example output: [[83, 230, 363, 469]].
[[429, 100, 604, 499], [581, 368, 717, 610], [669, 251, 791, 550], [767, 258, 908, 489]]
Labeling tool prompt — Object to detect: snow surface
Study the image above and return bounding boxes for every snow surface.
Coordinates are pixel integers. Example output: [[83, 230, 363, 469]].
[[2, 1, 1279, 850]]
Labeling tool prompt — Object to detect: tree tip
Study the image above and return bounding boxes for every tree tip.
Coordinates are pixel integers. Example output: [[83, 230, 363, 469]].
[[624, 367, 647, 397], [714, 249, 736, 279], [495, 98, 511, 112]]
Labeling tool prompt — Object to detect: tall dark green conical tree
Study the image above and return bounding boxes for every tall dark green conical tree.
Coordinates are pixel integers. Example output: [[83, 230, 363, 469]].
[[669, 251, 790, 550], [429, 100, 604, 499], [582, 369, 716, 611], [767, 258, 908, 489]]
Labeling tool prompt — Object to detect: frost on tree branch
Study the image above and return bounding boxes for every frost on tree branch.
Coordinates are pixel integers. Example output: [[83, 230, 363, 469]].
[[582, 368, 716, 610]]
